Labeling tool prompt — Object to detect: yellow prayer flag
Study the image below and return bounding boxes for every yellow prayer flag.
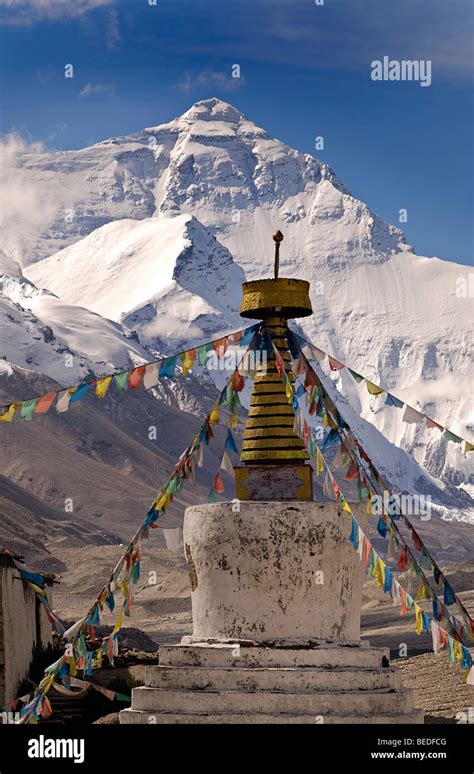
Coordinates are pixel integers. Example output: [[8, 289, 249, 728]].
[[112, 607, 124, 637], [96, 376, 112, 399], [155, 493, 171, 511], [415, 581, 427, 601], [68, 656, 77, 677], [366, 380, 384, 396], [464, 441, 474, 453], [230, 412, 238, 428], [209, 405, 220, 425], [316, 450, 325, 475], [414, 604, 423, 635], [453, 640, 463, 662], [371, 557, 385, 587], [341, 499, 352, 515], [0, 403, 18, 422], [181, 349, 196, 375]]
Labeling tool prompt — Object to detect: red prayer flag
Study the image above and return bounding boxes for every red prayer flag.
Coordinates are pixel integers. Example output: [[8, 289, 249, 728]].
[[213, 338, 228, 357], [345, 461, 359, 481], [40, 696, 53, 719], [129, 366, 146, 389], [303, 420, 310, 446], [397, 548, 409, 571], [328, 356, 344, 371], [214, 471, 225, 494], [304, 366, 317, 391], [231, 371, 245, 392], [411, 529, 423, 552], [400, 587, 408, 615], [275, 354, 283, 376], [363, 538, 371, 567], [229, 330, 243, 344], [35, 392, 57, 414]]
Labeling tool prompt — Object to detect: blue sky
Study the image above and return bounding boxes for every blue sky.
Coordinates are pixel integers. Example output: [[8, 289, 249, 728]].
[[0, 0, 473, 265]]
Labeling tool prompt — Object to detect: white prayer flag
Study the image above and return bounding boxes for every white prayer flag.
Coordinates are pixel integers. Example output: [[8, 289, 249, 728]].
[[197, 444, 204, 468], [220, 450, 235, 477], [307, 344, 326, 362], [162, 528, 183, 550], [403, 405, 424, 424], [143, 362, 159, 389], [56, 389, 72, 413]]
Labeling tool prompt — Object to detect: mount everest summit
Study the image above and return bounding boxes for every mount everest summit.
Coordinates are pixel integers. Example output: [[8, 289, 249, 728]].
[[0, 97, 472, 529]]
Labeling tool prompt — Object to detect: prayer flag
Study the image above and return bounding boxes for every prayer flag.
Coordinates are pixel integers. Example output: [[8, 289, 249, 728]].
[[20, 399, 38, 420], [159, 355, 177, 379], [35, 392, 56, 414], [384, 393, 404, 408], [442, 429, 462, 444], [56, 389, 74, 412], [129, 366, 146, 388], [114, 373, 129, 392], [366, 380, 384, 396], [96, 376, 112, 398], [225, 430, 238, 453], [403, 405, 424, 424], [348, 368, 364, 383], [69, 383, 89, 403]]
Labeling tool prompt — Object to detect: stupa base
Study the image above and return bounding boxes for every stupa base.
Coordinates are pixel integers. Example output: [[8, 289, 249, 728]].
[[234, 464, 313, 501], [120, 642, 423, 724]]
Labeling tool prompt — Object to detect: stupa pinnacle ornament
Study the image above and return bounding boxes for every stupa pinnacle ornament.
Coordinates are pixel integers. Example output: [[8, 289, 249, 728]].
[[235, 231, 314, 501]]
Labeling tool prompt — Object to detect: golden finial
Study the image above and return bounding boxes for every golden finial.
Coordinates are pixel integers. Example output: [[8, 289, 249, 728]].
[[273, 230, 284, 279]]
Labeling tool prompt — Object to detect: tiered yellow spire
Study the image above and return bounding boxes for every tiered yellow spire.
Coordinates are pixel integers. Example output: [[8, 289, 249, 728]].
[[235, 232, 314, 501]]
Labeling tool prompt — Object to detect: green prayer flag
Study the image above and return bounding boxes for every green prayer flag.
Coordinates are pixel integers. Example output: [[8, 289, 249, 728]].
[[20, 399, 38, 420], [198, 344, 209, 367], [114, 372, 129, 392], [442, 429, 462, 444], [348, 369, 364, 383]]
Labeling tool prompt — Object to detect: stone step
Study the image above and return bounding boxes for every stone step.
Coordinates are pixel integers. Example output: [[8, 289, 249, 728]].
[[159, 643, 390, 670], [145, 665, 400, 692], [121, 708, 424, 725], [130, 686, 413, 716]]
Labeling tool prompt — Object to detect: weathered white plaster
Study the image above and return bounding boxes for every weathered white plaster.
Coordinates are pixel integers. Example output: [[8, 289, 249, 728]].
[[183, 501, 367, 643], [0, 563, 53, 707]]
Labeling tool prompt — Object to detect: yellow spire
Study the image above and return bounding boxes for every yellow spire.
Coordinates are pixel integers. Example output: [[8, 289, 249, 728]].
[[234, 232, 314, 501]]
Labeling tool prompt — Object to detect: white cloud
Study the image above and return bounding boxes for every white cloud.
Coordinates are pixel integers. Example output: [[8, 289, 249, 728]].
[[178, 70, 246, 94], [79, 81, 116, 98], [106, 7, 120, 50], [0, 0, 114, 25], [0, 133, 86, 266]]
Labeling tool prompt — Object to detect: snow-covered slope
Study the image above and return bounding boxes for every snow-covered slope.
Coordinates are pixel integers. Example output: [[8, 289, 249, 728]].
[[1, 256, 150, 384], [4, 97, 472, 519], [27, 213, 245, 350]]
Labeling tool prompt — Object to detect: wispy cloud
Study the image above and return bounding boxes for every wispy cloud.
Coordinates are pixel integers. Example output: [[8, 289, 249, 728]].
[[79, 81, 116, 98], [166, 0, 473, 82], [178, 69, 246, 94], [0, 0, 114, 25], [106, 7, 120, 50]]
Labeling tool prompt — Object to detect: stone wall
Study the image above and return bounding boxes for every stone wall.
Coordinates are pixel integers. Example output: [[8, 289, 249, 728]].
[[0, 558, 53, 707]]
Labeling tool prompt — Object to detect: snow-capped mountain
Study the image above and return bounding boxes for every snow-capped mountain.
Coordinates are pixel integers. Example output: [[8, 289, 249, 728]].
[[26, 213, 245, 351], [0, 253, 150, 384], [1, 97, 471, 520]]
